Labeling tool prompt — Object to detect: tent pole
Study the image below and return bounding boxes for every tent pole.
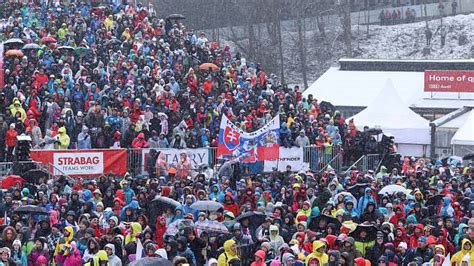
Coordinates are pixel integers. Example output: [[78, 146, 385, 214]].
[[430, 124, 436, 159]]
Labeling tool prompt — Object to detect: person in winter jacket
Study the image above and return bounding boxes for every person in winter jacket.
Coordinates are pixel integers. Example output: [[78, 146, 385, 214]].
[[305, 240, 329, 265], [357, 188, 375, 216], [451, 239, 474, 265], [218, 239, 239, 266], [177, 236, 196, 265], [131, 132, 148, 148], [251, 250, 266, 266], [77, 125, 91, 149], [28, 238, 49, 266], [223, 192, 239, 217], [56, 126, 70, 149], [439, 196, 454, 217], [124, 222, 142, 245], [105, 243, 122, 266], [269, 225, 285, 257], [5, 123, 17, 161], [54, 243, 82, 266]]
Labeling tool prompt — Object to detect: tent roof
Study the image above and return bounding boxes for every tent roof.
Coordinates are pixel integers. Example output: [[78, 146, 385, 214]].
[[349, 79, 430, 144], [451, 111, 474, 145], [303, 67, 474, 109], [440, 110, 472, 129]]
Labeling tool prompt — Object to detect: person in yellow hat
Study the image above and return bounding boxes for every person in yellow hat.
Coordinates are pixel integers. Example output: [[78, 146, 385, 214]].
[[451, 239, 474, 265], [56, 127, 70, 149]]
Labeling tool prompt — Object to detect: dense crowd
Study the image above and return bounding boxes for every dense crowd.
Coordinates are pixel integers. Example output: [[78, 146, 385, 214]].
[[0, 0, 473, 266]]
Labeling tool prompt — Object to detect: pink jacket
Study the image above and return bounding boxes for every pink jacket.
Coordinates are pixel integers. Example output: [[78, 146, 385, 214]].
[[54, 245, 82, 266]]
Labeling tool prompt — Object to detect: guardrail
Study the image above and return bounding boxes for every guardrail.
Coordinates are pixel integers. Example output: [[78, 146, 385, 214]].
[[344, 153, 384, 174]]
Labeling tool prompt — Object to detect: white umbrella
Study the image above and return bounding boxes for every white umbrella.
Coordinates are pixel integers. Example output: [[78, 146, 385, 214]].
[[378, 184, 407, 195], [190, 200, 223, 212], [333, 192, 357, 205], [157, 112, 168, 119]]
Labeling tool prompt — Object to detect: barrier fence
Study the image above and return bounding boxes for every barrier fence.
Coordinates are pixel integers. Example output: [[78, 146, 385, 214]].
[[17, 146, 349, 178]]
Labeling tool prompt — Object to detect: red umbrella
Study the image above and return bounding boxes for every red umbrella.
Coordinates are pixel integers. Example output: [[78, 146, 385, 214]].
[[40, 36, 57, 44], [199, 63, 219, 72], [0, 175, 25, 189], [5, 49, 24, 57]]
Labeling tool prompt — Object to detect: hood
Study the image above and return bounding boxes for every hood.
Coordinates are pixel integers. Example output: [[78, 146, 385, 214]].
[[461, 239, 472, 251], [137, 132, 145, 139], [82, 125, 89, 133], [64, 226, 74, 243], [442, 196, 451, 207], [105, 243, 115, 255], [96, 250, 108, 261], [223, 239, 236, 256], [58, 126, 66, 134], [434, 244, 445, 255], [131, 222, 142, 235], [312, 240, 326, 254], [458, 223, 468, 232], [255, 250, 266, 261]]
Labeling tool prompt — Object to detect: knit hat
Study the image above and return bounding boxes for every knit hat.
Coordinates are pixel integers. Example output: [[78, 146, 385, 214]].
[[12, 239, 21, 247], [398, 242, 408, 250]]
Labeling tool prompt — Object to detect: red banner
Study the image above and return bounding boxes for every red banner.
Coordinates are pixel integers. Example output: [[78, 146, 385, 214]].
[[424, 70, 474, 93], [31, 149, 127, 177]]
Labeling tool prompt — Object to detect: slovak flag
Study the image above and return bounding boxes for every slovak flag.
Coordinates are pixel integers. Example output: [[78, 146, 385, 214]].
[[217, 114, 280, 162]]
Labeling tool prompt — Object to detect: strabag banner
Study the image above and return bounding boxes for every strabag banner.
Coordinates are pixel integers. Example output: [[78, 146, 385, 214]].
[[31, 149, 127, 176], [217, 114, 280, 163], [263, 147, 308, 172], [141, 148, 209, 174]]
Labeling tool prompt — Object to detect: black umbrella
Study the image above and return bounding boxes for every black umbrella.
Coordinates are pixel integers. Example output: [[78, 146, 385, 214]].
[[349, 222, 378, 242], [166, 14, 185, 20], [319, 101, 335, 114], [426, 194, 444, 206], [106, 38, 121, 46], [14, 205, 48, 215], [129, 257, 172, 266], [22, 169, 49, 184], [463, 153, 474, 161], [308, 214, 342, 232], [148, 196, 182, 225], [364, 128, 383, 135], [236, 211, 266, 227], [347, 183, 370, 199]]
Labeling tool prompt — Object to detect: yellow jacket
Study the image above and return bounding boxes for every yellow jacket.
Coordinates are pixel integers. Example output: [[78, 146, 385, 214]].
[[10, 98, 27, 121], [305, 240, 329, 265], [218, 239, 239, 266], [125, 222, 142, 245], [84, 250, 108, 266], [451, 239, 474, 265], [57, 127, 70, 149], [104, 16, 114, 30], [54, 226, 74, 258]]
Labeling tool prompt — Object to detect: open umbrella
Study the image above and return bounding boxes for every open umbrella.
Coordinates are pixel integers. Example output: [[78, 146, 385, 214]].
[[199, 63, 219, 72], [236, 211, 266, 227], [165, 219, 194, 236], [130, 257, 172, 266], [3, 38, 24, 46], [333, 192, 357, 206], [191, 200, 223, 212], [308, 214, 342, 232], [0, 175, 25, 189], [5, 49, 24, 57], [106, 38, 121, 46], [319, 101, 336, 114], [74, 46, 90, 56], [57, 45, 74, 52], [195, 220, 229, 234], [157, 112, 168, 119], [166, 14, 186, 20], [349, 222, 378, 242], [151, 196, 181, 213], [14, 205, 48, 215], [22, 43, 41, 50], [463, 153, 474, 161], [40, 36, 57, 44], [22, 169, 49, 184], [378, 184, 407, 195], [426, 194, 443, 207], [347, 183, 370, 199]]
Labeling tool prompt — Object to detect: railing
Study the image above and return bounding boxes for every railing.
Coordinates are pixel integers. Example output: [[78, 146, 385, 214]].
[[319, 153, 343, 174], [0, 162, 13, 176], [343, 153, 384, 174]]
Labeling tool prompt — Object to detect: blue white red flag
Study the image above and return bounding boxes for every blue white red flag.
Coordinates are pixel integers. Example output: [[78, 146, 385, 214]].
[[217, 114, 280, 163]]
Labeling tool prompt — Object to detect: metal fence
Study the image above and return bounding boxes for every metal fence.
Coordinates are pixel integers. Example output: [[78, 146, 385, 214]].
[[344, 153, 384, 174]]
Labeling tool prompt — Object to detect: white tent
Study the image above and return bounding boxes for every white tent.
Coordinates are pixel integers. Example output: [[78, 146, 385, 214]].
[[350, 79, 431, 156], [451, 111, 474, 146]]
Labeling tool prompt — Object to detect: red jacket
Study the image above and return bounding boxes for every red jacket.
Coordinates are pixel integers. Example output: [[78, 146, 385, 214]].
[[5, 129, 18, 147], [223, 193, 239, 217]]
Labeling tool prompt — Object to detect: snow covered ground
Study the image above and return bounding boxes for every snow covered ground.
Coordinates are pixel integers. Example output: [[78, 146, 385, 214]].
[[356, 14, 474, 60], [219, 13, 474, 85]]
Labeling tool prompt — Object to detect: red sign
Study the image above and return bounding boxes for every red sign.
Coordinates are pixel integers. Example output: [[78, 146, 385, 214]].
[[31, 149, 127, 177], [424, 70, 474, 93]]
